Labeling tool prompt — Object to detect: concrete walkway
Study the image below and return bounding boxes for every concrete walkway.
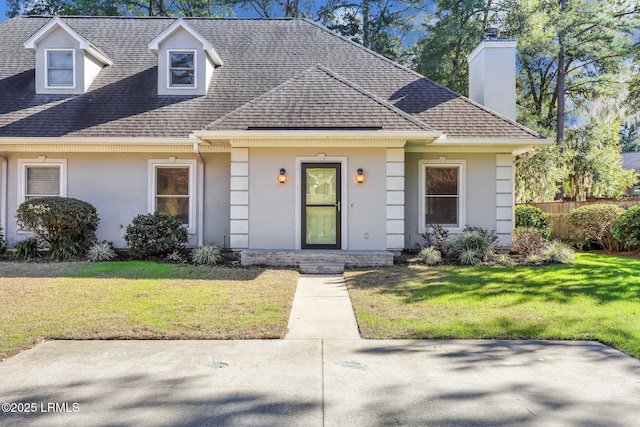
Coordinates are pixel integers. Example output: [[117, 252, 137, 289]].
[[285, 275, 360, 340]]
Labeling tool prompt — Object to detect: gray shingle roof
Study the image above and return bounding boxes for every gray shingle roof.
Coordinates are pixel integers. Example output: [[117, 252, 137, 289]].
[[0, 16, 542, 139], [206, 64, 435, 131]]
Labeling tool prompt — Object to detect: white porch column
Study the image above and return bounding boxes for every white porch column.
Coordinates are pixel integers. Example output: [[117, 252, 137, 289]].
[[496, 154, 515, 246], [386, 148, 405, 251], [230, 148, 249, 249]]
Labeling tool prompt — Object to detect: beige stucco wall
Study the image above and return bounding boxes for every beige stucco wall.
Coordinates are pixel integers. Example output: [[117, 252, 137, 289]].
[[405, 152, 497, 248], [247, 147, 388, 250], [3, 152, 230, 249]]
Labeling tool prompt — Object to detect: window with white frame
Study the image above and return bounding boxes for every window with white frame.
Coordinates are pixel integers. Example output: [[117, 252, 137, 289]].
[[149, 160, 196, 233], [46, 50, 75, 88], [419, 159, 466, 232], [168, 51, 196, 88], [18, 159, 67, 204]]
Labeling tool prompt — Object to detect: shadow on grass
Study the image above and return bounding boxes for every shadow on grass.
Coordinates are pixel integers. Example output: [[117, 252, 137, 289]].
[[0, 261, 269, 281], [346, 253, 640, 305]]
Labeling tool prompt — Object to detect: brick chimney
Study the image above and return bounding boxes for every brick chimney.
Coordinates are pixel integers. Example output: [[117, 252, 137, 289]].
[[467, 30, 518, 121]]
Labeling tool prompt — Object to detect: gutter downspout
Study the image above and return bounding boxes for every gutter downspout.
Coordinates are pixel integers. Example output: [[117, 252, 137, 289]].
[[193, 140, 205, 247], [0, 156, 6, 245]]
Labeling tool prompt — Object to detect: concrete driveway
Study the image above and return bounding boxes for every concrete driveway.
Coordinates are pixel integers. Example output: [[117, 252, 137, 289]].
[[1, 339, 639, 426]]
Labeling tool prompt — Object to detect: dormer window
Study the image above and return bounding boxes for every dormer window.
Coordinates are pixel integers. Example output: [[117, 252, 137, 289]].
[[148, 18, 223, 96], [46, 49, 75, 88], [169, 51, 196, 88], [23, 17, 112, 95]]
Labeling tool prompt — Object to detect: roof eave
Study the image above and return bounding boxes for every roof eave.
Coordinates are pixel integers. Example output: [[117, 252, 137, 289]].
[[193, 129, 443, 143]]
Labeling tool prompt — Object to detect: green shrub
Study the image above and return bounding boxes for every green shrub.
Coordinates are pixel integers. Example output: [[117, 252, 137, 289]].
[[515, 205, 552, 239], [458, 248, 482, 265], [511, 227, 546, 257], [495, 253, 513, 266], [16, 197, 99, 259], [566, 204, 623, 251], [86, 241, 116, 262], [12, 237, 44, 260], [166, 250, 184, 263], [611, 205, 640, 250], [449, 228, 496, 263], [420, 224, 450, 254], [418, 246, 442, 266], [191, 245, 222, 265], [124, 212, 188, 258], [541, 241, 575, 264]]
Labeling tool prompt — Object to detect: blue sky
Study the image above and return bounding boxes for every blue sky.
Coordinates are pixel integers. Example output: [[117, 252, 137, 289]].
[[0, 1, 8, 20]]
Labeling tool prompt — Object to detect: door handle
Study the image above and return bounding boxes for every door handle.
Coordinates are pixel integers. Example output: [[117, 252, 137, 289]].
[[336, 201, 341, 212]]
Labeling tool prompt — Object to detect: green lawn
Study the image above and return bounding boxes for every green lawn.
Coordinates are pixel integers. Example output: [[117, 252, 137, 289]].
[[0, 262, 298, 360], [346, 252, 640, 358]]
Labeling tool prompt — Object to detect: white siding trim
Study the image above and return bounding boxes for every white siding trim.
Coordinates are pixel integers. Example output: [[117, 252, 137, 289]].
[[230, 148, 249, 249], [496, 154, 514, 246], [386, 148, 405, 251]]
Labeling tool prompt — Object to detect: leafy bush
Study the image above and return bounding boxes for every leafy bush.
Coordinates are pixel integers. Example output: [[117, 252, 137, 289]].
[[86, 241, 116, 262], [511, 227, 546, 257], [418, 246, 442, 266], [515, 205, 552, 240], [495, 253, 513, 266], [611, 205, 640, 250], [541, 241, 575, 264], [448, 228, 496, 263], [166, 250, 184, 263], [124, 212, 188, 258], [16, 197, 99, 259], [458, 248, 481, 265], [191, 245, 222, 265], [420, 224, 449, 254], [566, 204, 623, 251], [12, 237, 44, 260]]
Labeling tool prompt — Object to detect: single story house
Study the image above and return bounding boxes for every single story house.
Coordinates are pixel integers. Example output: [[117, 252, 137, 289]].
[[0, 16, 548, 267]]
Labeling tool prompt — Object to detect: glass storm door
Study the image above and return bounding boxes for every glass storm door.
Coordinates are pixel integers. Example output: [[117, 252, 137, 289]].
[[302, 163, 341, 249]]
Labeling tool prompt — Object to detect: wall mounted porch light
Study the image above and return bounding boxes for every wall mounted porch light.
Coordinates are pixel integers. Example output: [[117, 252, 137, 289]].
[[278, 168, 287, 184], [356, 168, 365, 184]]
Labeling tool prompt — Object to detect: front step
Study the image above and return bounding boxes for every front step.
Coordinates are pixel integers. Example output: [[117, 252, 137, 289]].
[[241, 249, 394, 267], [299, 262, 345, 274]]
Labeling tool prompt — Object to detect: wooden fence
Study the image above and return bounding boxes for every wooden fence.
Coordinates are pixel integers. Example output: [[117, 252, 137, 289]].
[[525, 200, 640, 239]]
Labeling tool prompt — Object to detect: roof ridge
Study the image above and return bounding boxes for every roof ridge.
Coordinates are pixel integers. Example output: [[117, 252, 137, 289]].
[[314, 65, 435, 132], [301, 18, 542, 139]]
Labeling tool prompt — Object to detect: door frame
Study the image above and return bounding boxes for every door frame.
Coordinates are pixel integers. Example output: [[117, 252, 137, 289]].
[[295, 155, 348, 250], [301, 163, 342, 249]]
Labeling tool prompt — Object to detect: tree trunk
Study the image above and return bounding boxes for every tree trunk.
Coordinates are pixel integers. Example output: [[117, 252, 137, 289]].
[[556, 0, 567, 199]]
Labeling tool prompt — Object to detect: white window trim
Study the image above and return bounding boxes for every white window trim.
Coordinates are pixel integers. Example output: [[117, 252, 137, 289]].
[[167, 49, 197, 90], [44, 49, 76, 89], [418, 159, 466, 234], [17, 158, 68, 205], [148, 159, 197, 234]]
